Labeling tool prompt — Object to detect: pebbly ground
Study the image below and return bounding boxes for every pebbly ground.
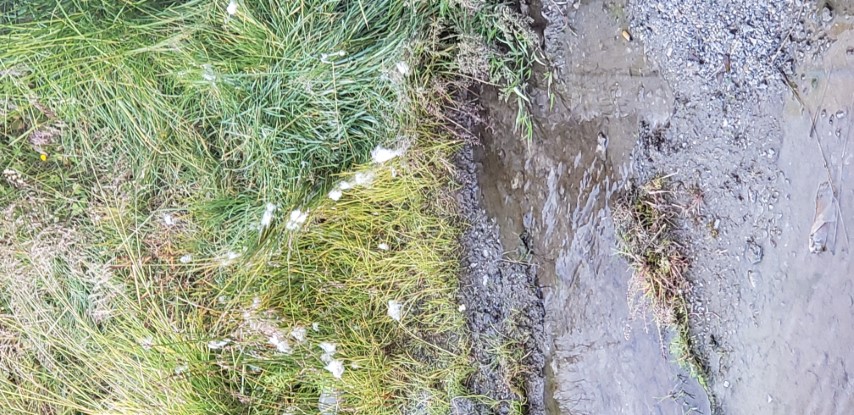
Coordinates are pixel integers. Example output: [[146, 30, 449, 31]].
[[455, 141, 547, 415]]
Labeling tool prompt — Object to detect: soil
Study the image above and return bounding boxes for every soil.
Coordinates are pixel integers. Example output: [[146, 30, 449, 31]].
[[455, 139, 547, 415], [460, 0, 854, 413]]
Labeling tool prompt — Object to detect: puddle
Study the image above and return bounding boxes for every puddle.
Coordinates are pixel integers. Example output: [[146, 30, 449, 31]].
[[476, 0, 708, 412]]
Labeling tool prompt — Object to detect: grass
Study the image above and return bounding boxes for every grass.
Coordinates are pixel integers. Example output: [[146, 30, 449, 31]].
[[0, 0, 540, 414], [613, 176, 711, 393]]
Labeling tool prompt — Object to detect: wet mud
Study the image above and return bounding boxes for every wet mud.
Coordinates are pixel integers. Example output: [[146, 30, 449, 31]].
[[455, 137, 547, 415], [476, 0, 708, 412], [705, 20, 854, 413], [466, 0, 854, 413]]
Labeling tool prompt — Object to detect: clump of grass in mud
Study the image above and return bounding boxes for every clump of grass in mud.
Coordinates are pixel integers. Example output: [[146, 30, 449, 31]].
[[0, 0, 541, 413], [613, 177, 711, 391]]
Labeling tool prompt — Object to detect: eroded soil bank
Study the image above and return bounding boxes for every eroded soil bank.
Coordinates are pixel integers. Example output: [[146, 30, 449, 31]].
[[466, 0, 854, 413]]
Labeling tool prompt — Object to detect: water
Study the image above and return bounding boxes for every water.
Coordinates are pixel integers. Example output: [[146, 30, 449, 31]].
[[476, 0, 708, 412]]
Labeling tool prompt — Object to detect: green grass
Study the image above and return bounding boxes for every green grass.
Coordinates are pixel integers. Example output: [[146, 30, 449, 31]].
[[0, 0, 540, 414]]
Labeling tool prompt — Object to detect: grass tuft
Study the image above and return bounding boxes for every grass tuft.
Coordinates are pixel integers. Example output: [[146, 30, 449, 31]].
[[613, 176, 710, 393], [0, 0, 541, 413]]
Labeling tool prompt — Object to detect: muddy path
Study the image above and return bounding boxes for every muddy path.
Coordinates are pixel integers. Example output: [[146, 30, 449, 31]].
[[709, 19, 854, 413], [469, 0, 854, 413]]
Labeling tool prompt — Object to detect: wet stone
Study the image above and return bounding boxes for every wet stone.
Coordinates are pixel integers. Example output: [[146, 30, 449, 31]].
[[746, 240, 763, 264]]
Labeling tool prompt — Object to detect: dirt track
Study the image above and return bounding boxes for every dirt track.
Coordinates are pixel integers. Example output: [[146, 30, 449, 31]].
[[466, 0, 854, 413]]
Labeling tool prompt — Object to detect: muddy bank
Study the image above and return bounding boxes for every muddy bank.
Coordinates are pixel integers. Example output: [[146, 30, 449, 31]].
[[455, 142, 547, 414], [468, 0, 854, 413], [700, 16, 854, 413]]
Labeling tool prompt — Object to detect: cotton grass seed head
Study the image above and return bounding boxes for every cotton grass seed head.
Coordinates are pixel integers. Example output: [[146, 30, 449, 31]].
[[387, 300, 402, 322], [396, 61, 410, 76], [353, 171, 374, 187], [290, 326, 307, 343], [285, 209, 309, 231], [226, 0, 238, 15], [162, 213, 176, 226], [174, 364, 189, 375], [371, 145, 404, 164], [268, 334, 292, 354], [260, 202, 277, 230], [325, 359, 344, 379], [319, 341, 336, 362], [219, 250, 241, 266], [208, 339, 230, 350], [328, 188, 343, 201]]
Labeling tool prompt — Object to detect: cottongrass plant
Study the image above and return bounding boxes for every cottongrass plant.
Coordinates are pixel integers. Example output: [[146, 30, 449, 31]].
[[0, 0, 540, 413]]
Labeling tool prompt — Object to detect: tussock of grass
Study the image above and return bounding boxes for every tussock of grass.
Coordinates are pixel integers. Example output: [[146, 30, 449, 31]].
[[0, 0, 540, 414], [614, 177, 709, 390]]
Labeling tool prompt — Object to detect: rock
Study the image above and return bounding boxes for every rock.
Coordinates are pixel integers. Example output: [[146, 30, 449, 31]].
[[746, 240, 763, 264]]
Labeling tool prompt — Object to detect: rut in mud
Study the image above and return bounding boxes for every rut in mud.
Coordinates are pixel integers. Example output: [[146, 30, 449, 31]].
[[467, 0, 854, 413]]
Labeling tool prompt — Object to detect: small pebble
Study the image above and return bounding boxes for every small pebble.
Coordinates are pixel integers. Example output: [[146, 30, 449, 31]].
[[746, 240, 763, 264]]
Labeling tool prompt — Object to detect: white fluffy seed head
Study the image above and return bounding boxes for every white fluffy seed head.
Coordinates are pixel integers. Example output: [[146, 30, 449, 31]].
[[162, 213, 176, 226], [353, 171, 374, 186], [260, 203, 277, 229], [207, 339, 230, 350], [371, 145, 404, 164], [328, 189, 342, 201], [268, 334, 292, 354], [387, 300, 402, 322], [285, 209, 309, 231], [396, 61, 410, 75], [291, 326, 307, 343], [325, 360, 344, 379]]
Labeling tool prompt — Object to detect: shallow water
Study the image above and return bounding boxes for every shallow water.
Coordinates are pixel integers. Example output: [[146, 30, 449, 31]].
[[476, 0, 708, 412]]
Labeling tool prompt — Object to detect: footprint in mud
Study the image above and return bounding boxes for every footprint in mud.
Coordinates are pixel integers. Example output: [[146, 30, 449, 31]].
[[809, 181, 838, 253]]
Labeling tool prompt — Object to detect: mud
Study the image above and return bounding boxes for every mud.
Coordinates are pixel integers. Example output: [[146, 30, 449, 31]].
[[704, 20, 854, 413], [467, 0, 854, 413], [455, 141, 547, 414], [475, 0, 710, 411]]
